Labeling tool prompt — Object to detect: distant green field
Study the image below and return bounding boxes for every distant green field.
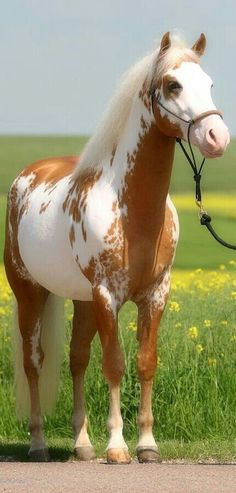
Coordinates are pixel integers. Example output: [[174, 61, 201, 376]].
[[0, 135, 236, 268], [0, 135, 235, 195]]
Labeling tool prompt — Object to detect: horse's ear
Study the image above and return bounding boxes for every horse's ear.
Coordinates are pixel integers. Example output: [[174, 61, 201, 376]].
[[192, 33, 206, 56], [159, 32, 171, 56]]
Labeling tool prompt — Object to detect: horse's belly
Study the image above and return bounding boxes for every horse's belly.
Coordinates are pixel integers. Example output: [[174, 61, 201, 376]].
[[17, 203, 92, 301]]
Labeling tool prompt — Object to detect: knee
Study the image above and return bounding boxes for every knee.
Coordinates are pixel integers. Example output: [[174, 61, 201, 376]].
[[137, 350, 157, 381], [70, 348, 90, 376], [102, 350, 125, 386]]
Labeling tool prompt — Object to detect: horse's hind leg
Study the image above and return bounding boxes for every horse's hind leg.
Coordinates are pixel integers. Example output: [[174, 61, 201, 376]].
[[16, 282, 49, 461], [70, 300, 97, 460]]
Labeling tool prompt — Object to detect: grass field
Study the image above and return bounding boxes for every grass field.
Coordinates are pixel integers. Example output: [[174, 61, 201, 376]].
[[1, 266, 236, 460], [0, 135, 236, 461]]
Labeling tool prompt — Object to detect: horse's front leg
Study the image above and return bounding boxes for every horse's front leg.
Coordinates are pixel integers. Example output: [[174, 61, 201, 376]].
[[136, 269, 171, 463], [93, 285, 131, 464]]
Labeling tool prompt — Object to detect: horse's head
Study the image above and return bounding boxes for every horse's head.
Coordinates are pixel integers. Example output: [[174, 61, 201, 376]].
[[151, 32, 230, 158]]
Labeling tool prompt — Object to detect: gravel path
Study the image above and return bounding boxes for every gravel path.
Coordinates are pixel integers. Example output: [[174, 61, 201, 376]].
[[1, 461, 236, 493]]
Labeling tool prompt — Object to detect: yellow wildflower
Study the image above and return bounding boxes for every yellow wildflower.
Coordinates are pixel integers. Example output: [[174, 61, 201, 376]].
[[219, 264, 226, 270], [175, 322, 182, 329], [169, 301, 180, 312], [0, 307, 7, 316], [188, 326, 198, 339], [231, 292, 236, 300], [230, 335, 236, 342], [203, 320, 211, 328], [128, 321, 137, 331], [221, 320, 228, 326], [196, 344, 204, 353], [157, 356, 163, 367], [208, 358, 217, 367]]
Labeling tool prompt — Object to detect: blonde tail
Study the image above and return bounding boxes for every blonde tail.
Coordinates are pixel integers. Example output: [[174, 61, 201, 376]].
[[13, 294, 65, 418]]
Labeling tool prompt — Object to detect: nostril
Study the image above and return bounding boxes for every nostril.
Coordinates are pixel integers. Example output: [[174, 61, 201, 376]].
[[208, 128, 217, 144]]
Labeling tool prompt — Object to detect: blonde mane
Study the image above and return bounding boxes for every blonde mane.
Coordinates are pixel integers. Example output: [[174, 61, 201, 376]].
[[75, 35, 198, 177]]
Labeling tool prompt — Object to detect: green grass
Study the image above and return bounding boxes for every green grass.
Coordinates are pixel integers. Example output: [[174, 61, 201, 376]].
[[171, 142, 236, 193], [175, 212, 236, 269], [1, 269, 236, 461]]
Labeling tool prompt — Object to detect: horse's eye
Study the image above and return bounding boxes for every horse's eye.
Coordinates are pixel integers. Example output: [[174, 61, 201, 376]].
[[167, 81, 182, 93]]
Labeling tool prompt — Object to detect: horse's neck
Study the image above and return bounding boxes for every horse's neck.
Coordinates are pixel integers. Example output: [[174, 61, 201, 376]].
[[113, 96, 175, 218]]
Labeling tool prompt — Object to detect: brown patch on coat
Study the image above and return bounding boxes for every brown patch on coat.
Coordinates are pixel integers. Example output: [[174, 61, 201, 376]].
[[104, 201, 123, 247], [110, 146, 117, 167], [69, 224, 76, 247], [172, 51, 199, 69], [81, 221, 87, 242], [62, 169, 102, 223], [153, 106, 183, 140], [39, 201, 51, 214], [162, 74, 180, 100], [20, 156, 77, 189], [139, 82, 151, 112]]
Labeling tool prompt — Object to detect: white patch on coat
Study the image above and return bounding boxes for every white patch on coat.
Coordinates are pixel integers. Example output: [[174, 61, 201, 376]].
[[167, 194, 179, 252], [148, 268, 171, 316], [17, 175, 93, 300], [98, 284, 117, 317], [107, 384, 128, 451], [30, 320, 41, 373]]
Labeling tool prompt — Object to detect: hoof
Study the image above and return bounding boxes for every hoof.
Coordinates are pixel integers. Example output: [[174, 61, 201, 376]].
[[107, 448, 131, 464], [137, 447, 161, 463], [29, 448, 50, 462], [74, 446, 96, 461]]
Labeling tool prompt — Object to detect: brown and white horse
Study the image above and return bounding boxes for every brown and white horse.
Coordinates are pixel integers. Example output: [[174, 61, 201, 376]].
[[4, 32, 229, 463]]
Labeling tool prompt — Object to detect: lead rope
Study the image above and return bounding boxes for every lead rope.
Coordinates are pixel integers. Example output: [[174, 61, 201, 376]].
[[176, 134, 236, 251]]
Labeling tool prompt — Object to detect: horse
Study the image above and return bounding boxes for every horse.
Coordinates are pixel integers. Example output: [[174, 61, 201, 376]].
[[4, 32, 229, 463]]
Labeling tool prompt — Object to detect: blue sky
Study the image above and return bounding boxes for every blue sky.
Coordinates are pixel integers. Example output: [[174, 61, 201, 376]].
[[1, 0, 236, 135]]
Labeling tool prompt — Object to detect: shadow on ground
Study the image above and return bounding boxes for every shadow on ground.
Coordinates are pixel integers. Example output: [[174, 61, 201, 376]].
[[0, 442, 74, 462]]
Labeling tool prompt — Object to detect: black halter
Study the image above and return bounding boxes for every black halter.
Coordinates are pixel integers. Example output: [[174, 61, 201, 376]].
[[151, 90, 236, 251]]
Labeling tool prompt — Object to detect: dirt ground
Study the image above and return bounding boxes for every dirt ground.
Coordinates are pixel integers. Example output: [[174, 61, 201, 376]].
[[1, 461, 236, 493]]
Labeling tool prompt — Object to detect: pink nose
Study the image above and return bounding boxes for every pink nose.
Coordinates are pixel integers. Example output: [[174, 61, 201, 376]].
[[204, 125, 229, 156]]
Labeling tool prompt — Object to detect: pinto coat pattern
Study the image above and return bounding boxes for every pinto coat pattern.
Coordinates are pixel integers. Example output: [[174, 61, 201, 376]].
[[4, 32, 229, 463]]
